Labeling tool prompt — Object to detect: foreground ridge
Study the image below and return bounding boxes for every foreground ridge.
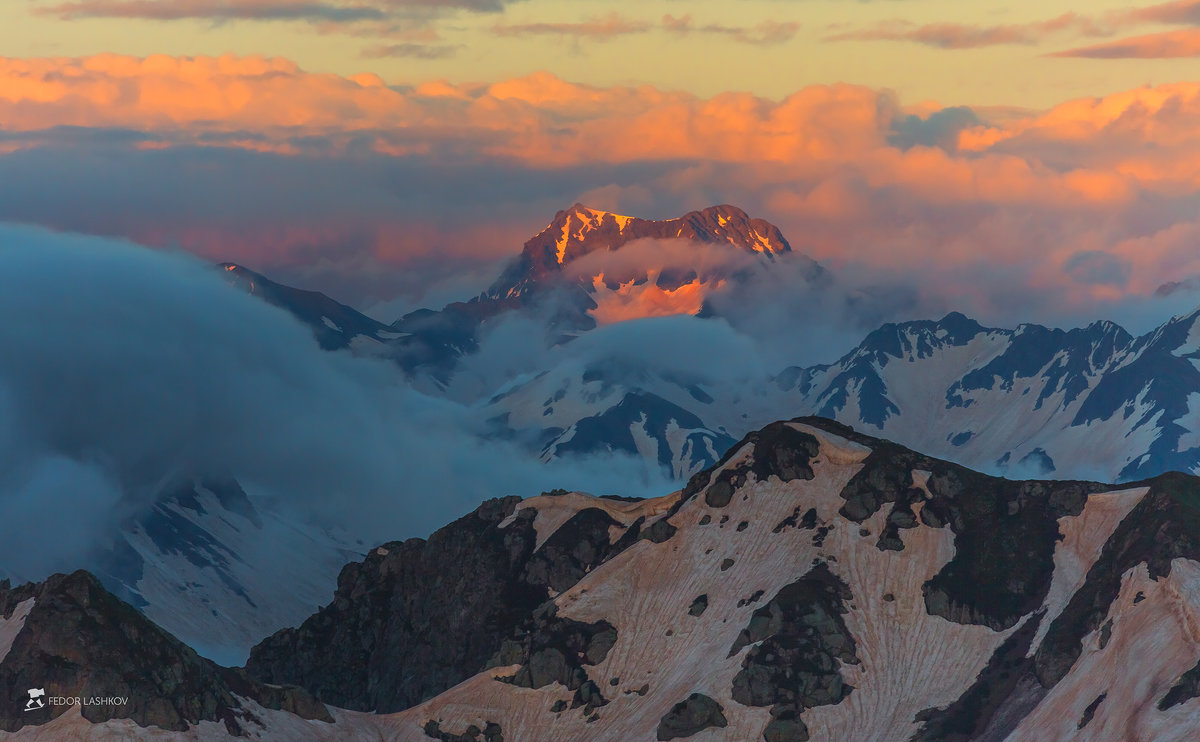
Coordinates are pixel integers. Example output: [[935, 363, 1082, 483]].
[[8, 418, 1200, 740]]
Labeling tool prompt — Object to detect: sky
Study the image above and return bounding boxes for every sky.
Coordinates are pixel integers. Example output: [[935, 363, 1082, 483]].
[[5, 0, 1200, 327], [6, 0, 1200, 107], [6, 0, 1200, 594]]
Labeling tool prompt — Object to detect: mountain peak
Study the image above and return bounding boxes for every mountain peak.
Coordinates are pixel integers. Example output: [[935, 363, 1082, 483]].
[[486, 203, 796, 302]]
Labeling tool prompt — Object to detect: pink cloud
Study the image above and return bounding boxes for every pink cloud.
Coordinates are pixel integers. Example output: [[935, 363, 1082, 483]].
[[3, 54, 1200, 322], [1051, 28, 1200, 58], [826, 13, 1106, 49]]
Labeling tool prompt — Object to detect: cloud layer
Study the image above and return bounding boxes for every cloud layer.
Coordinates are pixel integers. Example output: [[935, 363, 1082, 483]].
[[0, 226, 674, 581], [2, 54, 1200, 331]]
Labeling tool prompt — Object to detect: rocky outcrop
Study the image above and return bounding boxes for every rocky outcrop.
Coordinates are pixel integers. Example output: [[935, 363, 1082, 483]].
[[0, 571, 328, 734], [489, 603, 617, 712], [656, 693, 728, 740], [729, 563, 859, 742], [246, 497, 544, 712], [246, 495, 650, 713]]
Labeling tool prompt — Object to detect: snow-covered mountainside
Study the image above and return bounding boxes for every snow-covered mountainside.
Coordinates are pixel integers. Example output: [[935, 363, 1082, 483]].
[[10, 417, 1200, 740], [271, 418, 1200, 741], [776, 309, 1200, 482], [487, 308, 1200, 483], [217, 202, 1200, 484], [90, 478, 362, 665]]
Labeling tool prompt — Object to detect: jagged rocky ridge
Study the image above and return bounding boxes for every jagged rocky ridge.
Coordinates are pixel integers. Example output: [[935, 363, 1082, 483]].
[[12, 417, 1200, 739], [238, 417, 1200, 739], [0, 571, 330, 736], [487, 307, 1200, 482]]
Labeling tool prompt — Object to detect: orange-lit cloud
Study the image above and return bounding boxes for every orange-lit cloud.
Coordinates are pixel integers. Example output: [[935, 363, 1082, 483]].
[[5, 54, 1200, 323], [1115, 0, 1200, 26], [1052, 28, 1200, 58]]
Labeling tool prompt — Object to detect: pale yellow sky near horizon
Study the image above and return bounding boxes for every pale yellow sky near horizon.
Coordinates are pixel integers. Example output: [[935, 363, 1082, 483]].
[[2, 0, 1200, 110]]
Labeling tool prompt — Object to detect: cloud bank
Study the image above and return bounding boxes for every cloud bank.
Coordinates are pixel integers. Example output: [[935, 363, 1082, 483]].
[[2, 55, 1200, 332], [0, 225, 674, 581]]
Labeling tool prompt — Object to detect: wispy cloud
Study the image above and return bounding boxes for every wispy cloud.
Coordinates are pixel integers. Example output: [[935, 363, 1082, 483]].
[[663, 15, 800, 45], [826, 13, 1105, 49], [40, 0, 516, 21], [1116, 0, 1200, 25], [493, 12, 651, 40], [1052, 0, 1200, 58], [1051, 28, 1200, 58], [362, 42, 459, 58], [491, 12, 799, 45], [42, 0, 381, 23]]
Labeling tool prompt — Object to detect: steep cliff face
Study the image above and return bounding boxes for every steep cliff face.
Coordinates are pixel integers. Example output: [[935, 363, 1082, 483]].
[[246, 491, 679, 713]]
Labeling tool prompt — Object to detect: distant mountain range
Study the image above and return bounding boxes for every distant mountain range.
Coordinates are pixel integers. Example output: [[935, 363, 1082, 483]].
[[9, 418, 1200, 740], [222, 203, 823, 383], [493, 307, 1200, 484], [80, 201, 1200, 672]]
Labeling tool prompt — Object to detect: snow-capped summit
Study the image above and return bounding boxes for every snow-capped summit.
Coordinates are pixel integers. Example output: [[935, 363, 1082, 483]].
[[484, 203, 799, 302]]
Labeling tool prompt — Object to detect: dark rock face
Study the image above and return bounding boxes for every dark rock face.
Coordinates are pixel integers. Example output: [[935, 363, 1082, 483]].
[[820, 418, 1096, 631], [910, 610, 1044, 741], [490, 604, 617, 713], [522, 507, 630, 594], [1160, 660, 1200, 710], [423, 720, 505, 742], [1035, 472, 1200, 688], [656, 693, 728, 740], [1078, 693, 1106, 729], [684, 422, 819, 509], [247, 496, 646, 713], [246, 497, 547, 713], [729, 563, 859, 742], [0, 571, 328, 734]]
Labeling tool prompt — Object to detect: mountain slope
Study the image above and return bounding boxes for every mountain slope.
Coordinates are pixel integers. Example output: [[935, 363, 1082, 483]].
[[238, 417, 1200, 741], [219, 264, 393, 352], [0, 571, 333, 736], [488, 307, 1200, 483], [12, 418, 1200, 739], [776, 309, 1200, 482], [88, 478, 362, 666]]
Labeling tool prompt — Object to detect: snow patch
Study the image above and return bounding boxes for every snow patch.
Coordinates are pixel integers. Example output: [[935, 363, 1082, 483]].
[[0, 597, 33, 664]]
